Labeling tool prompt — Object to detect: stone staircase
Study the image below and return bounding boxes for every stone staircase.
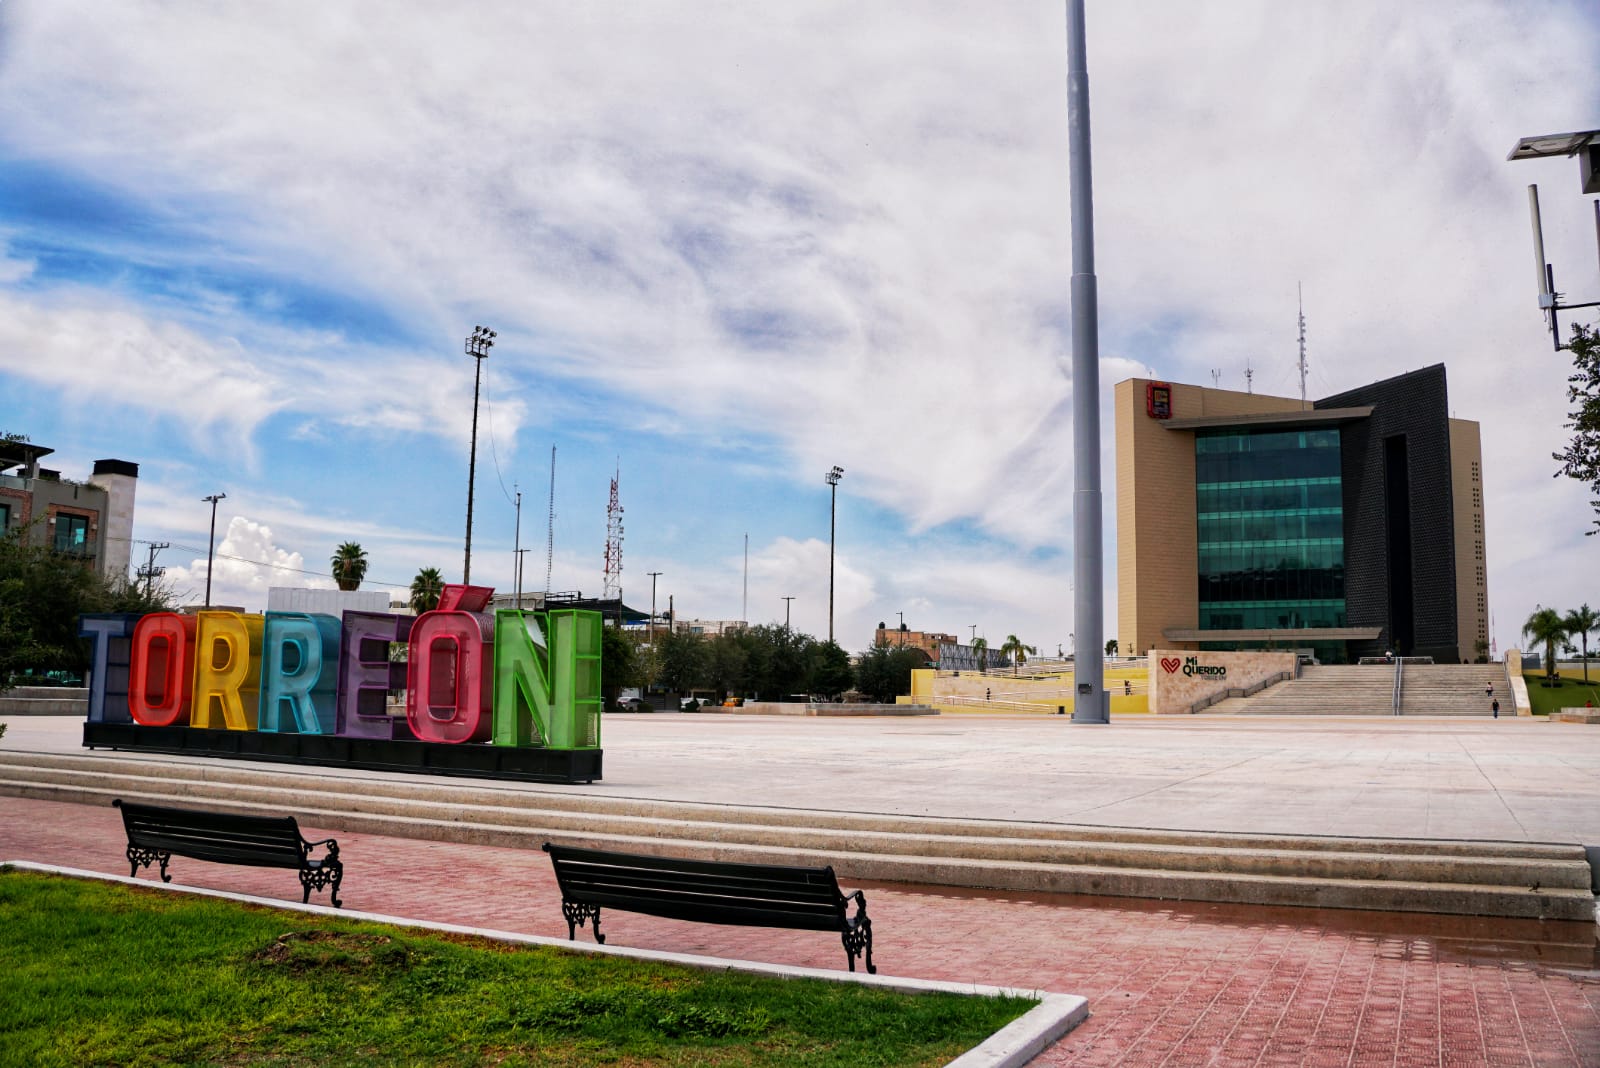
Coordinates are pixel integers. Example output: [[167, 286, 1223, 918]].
[[1228, 665, 1396, 715], [1398, 664, 1506, 716], [0, 749, 1591, 922], [0, 687, 88, 716]]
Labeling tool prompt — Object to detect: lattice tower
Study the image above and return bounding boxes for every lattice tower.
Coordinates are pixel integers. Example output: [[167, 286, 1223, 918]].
[[602, 465, 623, 599]]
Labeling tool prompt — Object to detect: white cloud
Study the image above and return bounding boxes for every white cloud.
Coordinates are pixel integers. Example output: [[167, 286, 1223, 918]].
[[2, 2, 1597, 650], [160, 515, 327, 610]]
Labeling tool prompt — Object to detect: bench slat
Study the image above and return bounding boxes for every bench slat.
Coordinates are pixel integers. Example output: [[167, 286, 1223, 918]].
[[552, 859, 845, 904]]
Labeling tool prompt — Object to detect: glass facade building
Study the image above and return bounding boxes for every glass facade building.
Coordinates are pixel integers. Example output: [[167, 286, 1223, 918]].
[[1195, 427, 1347, 661]]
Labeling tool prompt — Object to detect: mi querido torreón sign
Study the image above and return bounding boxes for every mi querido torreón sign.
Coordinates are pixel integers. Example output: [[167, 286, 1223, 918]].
[[77, 585, 605, 781]]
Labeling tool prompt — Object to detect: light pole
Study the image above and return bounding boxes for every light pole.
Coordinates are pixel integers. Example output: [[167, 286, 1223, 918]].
[[647, 571, 663, 646], [1066, 0, 1106, 723], [826, 466, 843, 643], [782, 596, 794, 630], [201, 493, 226, 608], [896, 610, 904, 646], [463, 325, 496, 583]]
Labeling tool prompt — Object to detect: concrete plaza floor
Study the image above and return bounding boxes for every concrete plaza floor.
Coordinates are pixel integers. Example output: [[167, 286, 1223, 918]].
[[3, 711, 1599, 1064], [10, 710, 1597, 843]]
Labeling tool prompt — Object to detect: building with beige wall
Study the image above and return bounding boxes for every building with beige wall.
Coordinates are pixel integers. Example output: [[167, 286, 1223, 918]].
[[1115, 365, 1487, 664], [0, 438, 139, 587]]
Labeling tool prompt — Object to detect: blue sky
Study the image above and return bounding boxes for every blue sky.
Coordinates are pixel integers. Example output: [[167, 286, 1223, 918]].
[[2, 2, 1598, 655]]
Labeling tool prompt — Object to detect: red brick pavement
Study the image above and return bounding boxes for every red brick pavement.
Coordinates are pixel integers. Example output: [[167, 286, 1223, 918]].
[[2, 795, 1596, 1067]]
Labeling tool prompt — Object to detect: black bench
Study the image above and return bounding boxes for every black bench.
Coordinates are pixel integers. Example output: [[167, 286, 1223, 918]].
[[113, 799, 343, 907], [542, 842, 874, 973]]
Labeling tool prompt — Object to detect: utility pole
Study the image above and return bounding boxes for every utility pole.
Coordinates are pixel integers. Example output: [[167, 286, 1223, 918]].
[[515, 549, 530, 609], [463, 325, 495, 583], [137, 541, 170, 599], [742, 533, 748, 625], [512, 485, 521, 607], [201, 493, 226, 608], [782, 596, 794, 629]]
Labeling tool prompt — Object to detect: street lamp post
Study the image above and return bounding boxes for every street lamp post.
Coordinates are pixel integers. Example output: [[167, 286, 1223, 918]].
[[1066, 0, 1106, 723], [825, 466, 843, 643], [201, 493, 226, 608], [463, 325, 496, 584], [782, 596, 794, 630], [647, 571, 663, 646]]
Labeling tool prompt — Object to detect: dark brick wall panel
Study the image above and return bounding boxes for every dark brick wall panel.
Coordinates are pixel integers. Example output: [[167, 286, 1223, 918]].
[[1318, 365, 1458, 661]]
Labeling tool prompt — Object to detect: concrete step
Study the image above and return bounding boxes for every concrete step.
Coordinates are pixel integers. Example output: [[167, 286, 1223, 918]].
[[0, 688, 88, 716], [5, 764, 1586, 889], [0, 751, 1592, 922]]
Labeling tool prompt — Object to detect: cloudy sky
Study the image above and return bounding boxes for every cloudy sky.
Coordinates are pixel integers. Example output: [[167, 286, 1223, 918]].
[[2, 2, 1597, 656]]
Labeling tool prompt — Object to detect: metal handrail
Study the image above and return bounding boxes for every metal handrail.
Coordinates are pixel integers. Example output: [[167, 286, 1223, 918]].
[[1392, 658, 1404, 715]]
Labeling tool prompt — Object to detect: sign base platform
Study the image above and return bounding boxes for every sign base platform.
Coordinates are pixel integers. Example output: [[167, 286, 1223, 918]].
[[82, 722, 602, 784]]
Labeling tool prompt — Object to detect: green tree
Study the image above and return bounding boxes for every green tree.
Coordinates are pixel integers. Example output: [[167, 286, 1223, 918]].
[[600, 624, 639, 710], [1563, 603, 1598, 683], [0, 525, 174, 690], [806, 639, 853, 699], [1554, 322, 1600, 533], [1105, 638, 1118, 657], [999, 634, 1036, 676], [657, 629, 709, 696], [408, 566, 444, 614], [1522, 607, 1568, 685], [971, 636, 988, 672], [707, 629, 752, 699], [853, 644, 925, 703], [330, 542, 368, 591]]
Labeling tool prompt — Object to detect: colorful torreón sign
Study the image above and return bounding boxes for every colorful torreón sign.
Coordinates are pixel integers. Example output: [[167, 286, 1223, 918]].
[[77, 585, 602, 751]]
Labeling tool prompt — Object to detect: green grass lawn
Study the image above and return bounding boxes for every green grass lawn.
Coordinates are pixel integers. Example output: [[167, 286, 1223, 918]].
[[1521, 672, 1600, 715], [0, 870, 1033, 1067]]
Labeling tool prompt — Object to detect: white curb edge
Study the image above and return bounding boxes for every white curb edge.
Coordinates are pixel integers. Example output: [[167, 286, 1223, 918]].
[[3, 861, 1088, 1067]]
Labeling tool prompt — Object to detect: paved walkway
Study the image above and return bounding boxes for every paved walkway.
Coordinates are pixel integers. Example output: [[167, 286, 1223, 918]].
[[4, 713, 1600, 1064], [4, 796, 1597, 1066]]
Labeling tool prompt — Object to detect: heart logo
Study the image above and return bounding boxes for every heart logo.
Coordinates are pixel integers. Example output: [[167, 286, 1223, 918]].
[[1160, 657, 1181, 674]]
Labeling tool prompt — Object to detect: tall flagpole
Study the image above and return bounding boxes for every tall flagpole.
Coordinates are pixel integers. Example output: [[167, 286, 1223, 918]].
[[1066, 0, 1105, 723]]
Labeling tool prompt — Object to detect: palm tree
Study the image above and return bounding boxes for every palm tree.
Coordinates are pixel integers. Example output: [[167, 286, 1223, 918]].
[[1104, 638, 1119, 657], [972, 636, 989, 672], [330, 542, 368, 592], [1000, 633, 1037, 676], [409, 566, 445, 614], [1563, 604, 1598, 683], [1522, 607, 1567, 685]]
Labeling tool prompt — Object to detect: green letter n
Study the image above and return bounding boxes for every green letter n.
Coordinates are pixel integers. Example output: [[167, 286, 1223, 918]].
[[492, 609, 603, 750]]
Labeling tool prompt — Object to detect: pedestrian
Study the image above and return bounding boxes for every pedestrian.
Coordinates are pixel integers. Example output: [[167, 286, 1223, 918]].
[[1486, 682, 1494, 698], [1492, 698, 1500, 719], [985, 687, 991, 701], [1123, 679, 1132, 696]]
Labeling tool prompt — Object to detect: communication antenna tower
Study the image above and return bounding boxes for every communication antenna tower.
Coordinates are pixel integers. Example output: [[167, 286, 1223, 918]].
[[1210, 369, 1222, 388], [602, 461, 623, 600], [1245, 360, 1254, 394], [1507, 129, 1600, 351], [1297, 282, 1308, 409]]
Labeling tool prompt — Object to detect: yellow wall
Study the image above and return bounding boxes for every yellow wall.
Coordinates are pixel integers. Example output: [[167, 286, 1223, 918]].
[[913, 667, 1151, 714]]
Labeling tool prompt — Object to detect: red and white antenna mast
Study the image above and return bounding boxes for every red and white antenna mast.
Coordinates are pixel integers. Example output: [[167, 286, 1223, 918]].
[[602, 462, 623, 600]]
